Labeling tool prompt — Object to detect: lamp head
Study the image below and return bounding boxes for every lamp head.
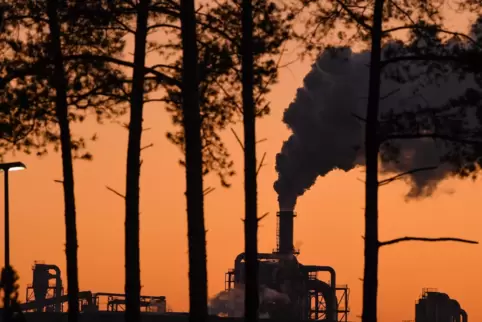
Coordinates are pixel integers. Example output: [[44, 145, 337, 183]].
[[0, 162, 26, 172]]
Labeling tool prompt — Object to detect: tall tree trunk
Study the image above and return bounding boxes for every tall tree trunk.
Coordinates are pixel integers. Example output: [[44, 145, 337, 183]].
[[124, 1, 149, 322], [0, 6, 4, 31], [362, 0, 385, 321], [241, 1, 259, 322], [46, 2, 79, 322], [179, 1, 208, 322]]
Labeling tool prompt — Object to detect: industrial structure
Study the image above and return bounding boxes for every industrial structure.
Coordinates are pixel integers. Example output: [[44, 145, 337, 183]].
[[223, 210, 350, 321], [414, 289, 468, 322], [12, 210, 350, 321], [21, 262, 166, 314], [6, 215, 469, 322]]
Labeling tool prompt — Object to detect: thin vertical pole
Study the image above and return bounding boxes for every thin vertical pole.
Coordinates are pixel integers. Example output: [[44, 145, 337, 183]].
[[4, 170, 9, 269], [4, 169, 10, 322]]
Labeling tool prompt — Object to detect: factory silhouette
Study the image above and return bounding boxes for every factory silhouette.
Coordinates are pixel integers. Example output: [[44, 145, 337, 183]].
[[8, 208, 468, 322], [3, 175, 469, 322]]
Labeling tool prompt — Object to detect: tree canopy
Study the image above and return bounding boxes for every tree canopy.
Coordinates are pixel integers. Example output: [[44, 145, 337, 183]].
[[0, 0, 128, 159]]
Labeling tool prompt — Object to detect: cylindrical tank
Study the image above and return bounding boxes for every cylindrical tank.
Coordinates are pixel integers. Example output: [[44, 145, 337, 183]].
[[32, 266, 50, 303], [415, 291, 466, 322]]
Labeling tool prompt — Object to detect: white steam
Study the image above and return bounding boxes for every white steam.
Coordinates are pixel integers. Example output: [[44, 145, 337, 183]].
[[208, 285, 290, 318]]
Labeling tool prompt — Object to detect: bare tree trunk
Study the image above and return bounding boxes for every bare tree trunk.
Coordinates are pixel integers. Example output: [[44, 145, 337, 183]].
[[179, 1, 208, 322], [0, 6, 5, 31], [362, 0, 385, 322], [124, 1, 150, 322], [45, 2, 79, 322], [241, 1, 259, 322]]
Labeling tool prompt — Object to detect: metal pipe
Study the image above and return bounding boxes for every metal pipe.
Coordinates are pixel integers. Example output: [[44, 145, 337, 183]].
[[302, 265, 336, 291], [234, 252, 295, 283], [234, 252, 294, 265], [232, 254, 338, 322], [303, 265, 337, 322], [306, 279, 336, 322], [233, 255, 336, 291]]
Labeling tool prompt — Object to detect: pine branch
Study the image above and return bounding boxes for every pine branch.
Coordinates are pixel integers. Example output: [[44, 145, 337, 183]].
[[257, 212, 269, 222], [203, 187, 215, 196], [241, 212, 269, 223], [256, 152, 267, 176], [231, 128, 244, 150], [380, 88, 400, 100], [105, 185, 125, 199], [383, 25, 479, 46], [254, 41, 290, 106], [379, 236, 478, 247], [382, 133, 482, 145], [333, 0, 372, 31], [140, 143, 154, 151], [0, 55, 180, 89], [64, 54, 180, 87], [378, 166, 438, 186], [380, 53, 482, 71], [351, 112, 366, 123]]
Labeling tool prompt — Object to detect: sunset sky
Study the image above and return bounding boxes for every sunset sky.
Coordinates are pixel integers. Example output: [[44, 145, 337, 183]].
[[0, 4, 481, 322]]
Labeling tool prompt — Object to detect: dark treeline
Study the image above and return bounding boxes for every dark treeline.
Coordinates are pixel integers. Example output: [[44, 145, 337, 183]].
[[0, 1, 481, 322]]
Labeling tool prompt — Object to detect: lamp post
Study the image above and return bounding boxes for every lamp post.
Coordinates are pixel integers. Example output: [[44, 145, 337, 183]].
[[0, 162, 26, 321]]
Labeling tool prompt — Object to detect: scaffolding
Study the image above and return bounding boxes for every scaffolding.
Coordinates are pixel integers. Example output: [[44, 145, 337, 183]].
[[25, 282, 65, 312], [225, 270, 350, 321], [308, 284, 349, 322]]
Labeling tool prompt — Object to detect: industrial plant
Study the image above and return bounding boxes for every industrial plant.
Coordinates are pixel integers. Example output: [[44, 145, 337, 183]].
[[19, 262, 166, 313], [0, 210, 467, 322], [0, 209, 464, 322], [11, 209, 351, 322], [222, 210, 349, 321]]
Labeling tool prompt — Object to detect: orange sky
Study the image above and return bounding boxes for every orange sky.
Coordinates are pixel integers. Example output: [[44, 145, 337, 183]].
[[0, 6, 480, 322]]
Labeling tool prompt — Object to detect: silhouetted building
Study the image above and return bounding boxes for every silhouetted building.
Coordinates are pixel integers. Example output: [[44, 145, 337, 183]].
[[415, 289, 467, 322], [22, 262, 166, 314], [221, 210, 350, 321]]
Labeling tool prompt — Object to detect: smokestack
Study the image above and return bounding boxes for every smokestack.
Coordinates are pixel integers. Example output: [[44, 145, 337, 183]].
[[277, 210, 296, 254]]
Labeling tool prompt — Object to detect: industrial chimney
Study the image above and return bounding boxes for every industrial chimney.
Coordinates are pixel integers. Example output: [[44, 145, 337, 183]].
[[277, 210, 296, 254]]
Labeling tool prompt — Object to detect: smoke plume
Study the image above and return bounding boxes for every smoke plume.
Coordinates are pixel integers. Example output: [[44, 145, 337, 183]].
[[275, 38, 481, 210]]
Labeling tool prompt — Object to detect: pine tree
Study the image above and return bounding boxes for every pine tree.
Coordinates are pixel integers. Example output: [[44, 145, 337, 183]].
[[240, 1, 258, 321], [179, 1, 208, 322], [0, 3, 126, 322]]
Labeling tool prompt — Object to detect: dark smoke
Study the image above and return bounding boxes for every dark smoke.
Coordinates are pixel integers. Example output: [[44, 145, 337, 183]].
[[274, 38, 481, 210]]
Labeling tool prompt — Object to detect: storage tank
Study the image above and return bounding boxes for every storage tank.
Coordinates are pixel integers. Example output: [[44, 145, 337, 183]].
[[415, 290, 467, 322]]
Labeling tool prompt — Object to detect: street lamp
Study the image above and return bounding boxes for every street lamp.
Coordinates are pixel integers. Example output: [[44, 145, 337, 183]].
[[0, 161, 26, 320]]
